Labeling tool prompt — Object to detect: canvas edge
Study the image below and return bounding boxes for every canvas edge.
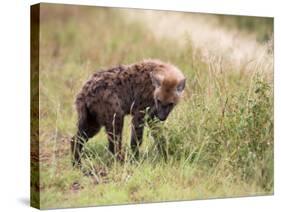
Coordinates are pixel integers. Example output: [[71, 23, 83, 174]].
[[30, 3, 40, 210]]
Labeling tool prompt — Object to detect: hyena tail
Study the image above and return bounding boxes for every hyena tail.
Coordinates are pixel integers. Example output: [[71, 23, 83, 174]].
[[75, 95, 100, 137], [71, 97, 88, 167], [72, 95, 101, 167]]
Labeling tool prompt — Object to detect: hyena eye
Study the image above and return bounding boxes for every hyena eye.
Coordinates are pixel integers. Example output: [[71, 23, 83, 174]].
[[167, 102, 174, 107], [157, 99, 174, 108], [164, 102, 174, 109], [157, 99, 162, 105]]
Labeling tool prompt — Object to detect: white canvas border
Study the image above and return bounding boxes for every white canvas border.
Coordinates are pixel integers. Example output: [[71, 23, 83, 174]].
[[0, 0, 279, 211]]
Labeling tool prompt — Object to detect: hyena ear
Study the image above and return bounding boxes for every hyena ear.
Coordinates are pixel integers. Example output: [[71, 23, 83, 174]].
[[150, 72, 163, 88], [176, 78, 186, 93]]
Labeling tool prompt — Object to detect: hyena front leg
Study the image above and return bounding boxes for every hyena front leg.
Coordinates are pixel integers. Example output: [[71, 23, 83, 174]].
[[130, 113, 145, 160], [147, 118, 168, 161], [105, 113, 124, 162]]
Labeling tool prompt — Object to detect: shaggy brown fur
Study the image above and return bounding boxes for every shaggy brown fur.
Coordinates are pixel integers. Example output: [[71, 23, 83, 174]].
[[71, 59, 186, 166]]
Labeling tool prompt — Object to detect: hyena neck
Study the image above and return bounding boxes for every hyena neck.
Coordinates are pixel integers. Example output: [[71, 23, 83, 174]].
[[131, 78, 155, 112], [121, 63, 156, 114]]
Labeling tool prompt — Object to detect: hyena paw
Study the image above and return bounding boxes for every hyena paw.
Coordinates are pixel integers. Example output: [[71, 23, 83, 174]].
[[117, 153, 125, 163]]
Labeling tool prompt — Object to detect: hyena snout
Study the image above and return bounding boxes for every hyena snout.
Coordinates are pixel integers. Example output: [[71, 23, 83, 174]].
[[156, 101, 175, 121]]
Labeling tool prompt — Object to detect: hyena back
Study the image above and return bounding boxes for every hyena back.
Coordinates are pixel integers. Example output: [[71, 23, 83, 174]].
[[71, 59, 186, 167]]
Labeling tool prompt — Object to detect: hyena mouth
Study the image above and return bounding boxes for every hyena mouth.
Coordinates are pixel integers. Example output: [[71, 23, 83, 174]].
[[156, 109, 171, 121], [156, 102, 174, 121], [149, 107, 168, 121], [156, 112, 169, 121], [158, 115, 167, 121]]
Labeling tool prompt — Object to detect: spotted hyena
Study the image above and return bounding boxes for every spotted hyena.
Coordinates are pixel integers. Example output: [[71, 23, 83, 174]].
[[71, 59, 186, 167]]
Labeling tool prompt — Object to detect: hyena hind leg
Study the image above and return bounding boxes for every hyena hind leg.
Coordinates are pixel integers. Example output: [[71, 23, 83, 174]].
[[71, 113, 101, 168]]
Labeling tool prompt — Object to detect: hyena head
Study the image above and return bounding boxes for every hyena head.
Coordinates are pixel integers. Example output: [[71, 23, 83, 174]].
[[150, 63, 186, 121]]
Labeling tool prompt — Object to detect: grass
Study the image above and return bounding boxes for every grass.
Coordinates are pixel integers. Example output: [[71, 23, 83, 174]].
[[35, 4, 273, 209]]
